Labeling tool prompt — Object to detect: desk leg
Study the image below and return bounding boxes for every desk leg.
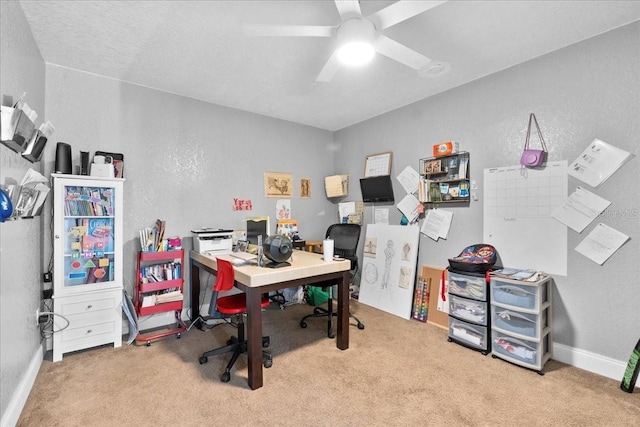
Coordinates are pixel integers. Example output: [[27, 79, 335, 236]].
[[190, 261, 202, 329], [245, 290, 263, 390], [336, 270, 350, 350]]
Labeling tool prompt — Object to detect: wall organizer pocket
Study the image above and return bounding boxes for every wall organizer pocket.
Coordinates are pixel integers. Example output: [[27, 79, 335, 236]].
[[1, 105, 35, 153]]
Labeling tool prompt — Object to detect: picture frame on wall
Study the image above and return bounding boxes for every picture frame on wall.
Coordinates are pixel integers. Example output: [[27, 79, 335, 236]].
[[300, 178, 311, 198], [264, 172, 293, 198]]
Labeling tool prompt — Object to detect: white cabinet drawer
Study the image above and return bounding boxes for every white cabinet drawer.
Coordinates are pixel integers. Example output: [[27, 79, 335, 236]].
[[58, 293, 119, 316], [448, 271, 487, 301], [449, 294, 488, 326], [61, 317, 117, 342]]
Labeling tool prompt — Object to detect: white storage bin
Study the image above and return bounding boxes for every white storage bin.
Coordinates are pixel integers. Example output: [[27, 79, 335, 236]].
[[492, 306, 547, 338], [448, 317, 488, 350], [448, 271, 487, 301], [492, 333, 548, 367], [449, 294, 488, 325], [490, 278, 547, 310]]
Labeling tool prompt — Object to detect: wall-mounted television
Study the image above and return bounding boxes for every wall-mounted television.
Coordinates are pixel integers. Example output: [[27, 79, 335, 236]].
[[360, 175, 395, 203]]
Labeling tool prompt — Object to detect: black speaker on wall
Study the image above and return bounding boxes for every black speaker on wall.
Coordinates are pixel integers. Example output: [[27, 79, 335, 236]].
[[54, 142, 72, 174]]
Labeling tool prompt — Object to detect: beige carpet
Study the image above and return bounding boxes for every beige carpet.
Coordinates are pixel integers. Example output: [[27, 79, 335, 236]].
[[18, 300, 639, 426]]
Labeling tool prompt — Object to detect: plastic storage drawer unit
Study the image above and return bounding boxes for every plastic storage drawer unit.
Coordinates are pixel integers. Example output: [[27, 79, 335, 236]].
[[492, 306, 548, 339], [449, 294, 488, 326], [449, 317, 488, 351], [490, 279, 547, 310], [448, 271, 487, 301]]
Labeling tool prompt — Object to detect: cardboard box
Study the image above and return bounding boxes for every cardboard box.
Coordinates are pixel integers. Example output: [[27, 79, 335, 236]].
[[432, 141, 458, 157]]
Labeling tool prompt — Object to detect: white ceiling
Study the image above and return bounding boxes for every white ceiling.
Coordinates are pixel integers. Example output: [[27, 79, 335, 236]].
[[18, 1, 640, 131]]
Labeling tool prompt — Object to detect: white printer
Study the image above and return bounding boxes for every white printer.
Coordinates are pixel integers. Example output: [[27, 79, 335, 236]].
[[191, 228, 233, 255]]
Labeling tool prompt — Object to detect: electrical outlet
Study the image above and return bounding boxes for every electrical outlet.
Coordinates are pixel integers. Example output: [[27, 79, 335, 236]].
[[36, 308, 40, 326]]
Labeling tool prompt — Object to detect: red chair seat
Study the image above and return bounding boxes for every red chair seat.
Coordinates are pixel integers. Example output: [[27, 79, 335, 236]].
[[216, 293, 270, 315]]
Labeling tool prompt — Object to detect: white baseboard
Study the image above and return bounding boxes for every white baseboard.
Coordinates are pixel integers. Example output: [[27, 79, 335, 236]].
[[553, 342, 637, 388], [1, 343, 44, 427]]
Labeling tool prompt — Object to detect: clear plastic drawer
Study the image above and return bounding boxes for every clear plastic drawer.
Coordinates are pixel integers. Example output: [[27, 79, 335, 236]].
[[449, 294, 488, 326], [492, 333, 548, 368], [492, 306, 548, 338], [490, 278, 547, 310], [448, 271, 487, 301], [449, 317, 488, 350]]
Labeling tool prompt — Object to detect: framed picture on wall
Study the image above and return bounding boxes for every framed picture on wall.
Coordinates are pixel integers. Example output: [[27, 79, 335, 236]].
[[264, 172, 293, 198], [300, 178, 311, 198]]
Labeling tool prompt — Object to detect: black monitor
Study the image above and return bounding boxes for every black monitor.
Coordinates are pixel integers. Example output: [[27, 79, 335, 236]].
[[246, 217, 270, 246], [360, 175, 395, 203]]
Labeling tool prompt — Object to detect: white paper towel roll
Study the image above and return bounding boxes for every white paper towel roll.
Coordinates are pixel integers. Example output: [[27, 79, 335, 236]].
[[323, 238, 334, 262]]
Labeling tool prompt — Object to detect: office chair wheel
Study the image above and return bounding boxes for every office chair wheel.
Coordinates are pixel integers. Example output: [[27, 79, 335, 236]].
[[221, 372, 231, 383], [264, 359, 273, 368], [300, 320, 308, 328], [357, 322, 365, 330], [199, 356, 208, 364], [328, 331, 335, 339], [262, 337, 270, 348]]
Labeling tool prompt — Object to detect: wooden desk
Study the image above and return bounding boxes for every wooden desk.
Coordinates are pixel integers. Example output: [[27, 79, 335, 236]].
[[189, 250, 351, 390]]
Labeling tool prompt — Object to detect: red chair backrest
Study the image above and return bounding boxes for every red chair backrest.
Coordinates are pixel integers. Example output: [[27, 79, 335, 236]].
[[214, 258, 235, 292]]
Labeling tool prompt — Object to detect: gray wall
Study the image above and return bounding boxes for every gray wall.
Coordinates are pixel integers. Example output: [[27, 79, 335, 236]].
[[41, 65, 338, 311], [0, 0, 46, 421], [335, 22, 640, 365]]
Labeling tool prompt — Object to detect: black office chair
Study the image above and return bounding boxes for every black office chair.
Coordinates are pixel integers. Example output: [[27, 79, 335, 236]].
[[300, 223, 365, 338], [198, 258, 273, 383]]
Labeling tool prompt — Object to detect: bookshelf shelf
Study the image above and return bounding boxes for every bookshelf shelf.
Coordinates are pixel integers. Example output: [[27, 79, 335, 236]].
[[418, 151, 470, 204], [134, 249, 187, 345]]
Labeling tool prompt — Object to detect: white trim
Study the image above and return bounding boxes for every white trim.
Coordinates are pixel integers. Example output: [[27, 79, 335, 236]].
[[1, 343, 44, 427], [553, 341, 637, 388]]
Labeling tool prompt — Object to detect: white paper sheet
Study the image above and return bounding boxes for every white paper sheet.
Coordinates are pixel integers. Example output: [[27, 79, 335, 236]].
[[420, 209, 453, 241], [374, 208, 389, 224], [568, 139, 632, 188], [575, 223, 630, 265], [551, 186, 611, 233], [396, 165, 420, 195], [396, 193, 420, 223]]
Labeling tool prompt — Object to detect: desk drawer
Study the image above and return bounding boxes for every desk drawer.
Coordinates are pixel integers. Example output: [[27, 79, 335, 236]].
[[449, 295, 488, 326], [448, 271, 487, 301]]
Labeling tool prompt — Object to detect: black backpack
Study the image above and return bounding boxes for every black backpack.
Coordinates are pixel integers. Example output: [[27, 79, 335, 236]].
[[448, 244, 497, 273]]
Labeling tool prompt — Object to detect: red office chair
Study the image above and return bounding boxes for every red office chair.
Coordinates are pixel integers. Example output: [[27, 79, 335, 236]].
[[198, 258, 273, 383]]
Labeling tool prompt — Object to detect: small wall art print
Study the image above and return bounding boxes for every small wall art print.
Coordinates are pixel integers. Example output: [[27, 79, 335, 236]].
[[264, 172, 293, 198]]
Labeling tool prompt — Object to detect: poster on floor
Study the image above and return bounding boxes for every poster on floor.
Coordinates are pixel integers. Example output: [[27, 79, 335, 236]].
[[358, 224, 420, 319]]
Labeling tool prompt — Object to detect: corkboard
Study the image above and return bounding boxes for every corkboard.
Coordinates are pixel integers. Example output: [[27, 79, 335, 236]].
[[420, 264, 448, 330]]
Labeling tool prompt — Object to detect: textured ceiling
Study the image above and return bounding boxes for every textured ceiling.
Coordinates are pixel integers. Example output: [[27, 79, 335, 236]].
[[18, 0, 640, 131]]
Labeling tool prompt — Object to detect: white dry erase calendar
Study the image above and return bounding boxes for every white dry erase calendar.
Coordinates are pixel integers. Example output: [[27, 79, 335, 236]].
[[364, 152, 392, 177]]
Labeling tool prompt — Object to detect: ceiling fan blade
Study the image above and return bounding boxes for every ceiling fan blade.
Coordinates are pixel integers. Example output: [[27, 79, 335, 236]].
[[242, 24, 335, 37], [315, 50, 341, 82], [334, 0, 362, 20], [374, 35, 432, 70], [368, 0, 447, 30]]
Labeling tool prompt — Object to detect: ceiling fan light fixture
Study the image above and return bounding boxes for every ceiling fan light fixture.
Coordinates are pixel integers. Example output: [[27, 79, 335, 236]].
[[337, 41, 375, 66], [336, 18, 376, 67]]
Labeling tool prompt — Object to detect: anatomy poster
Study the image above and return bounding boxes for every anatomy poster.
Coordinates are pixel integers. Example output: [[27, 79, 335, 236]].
[[358, 224, 420, 319]]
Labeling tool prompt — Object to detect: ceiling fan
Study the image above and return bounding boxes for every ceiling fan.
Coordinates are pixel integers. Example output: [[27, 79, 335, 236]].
[[243, 0, 450, 82]]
